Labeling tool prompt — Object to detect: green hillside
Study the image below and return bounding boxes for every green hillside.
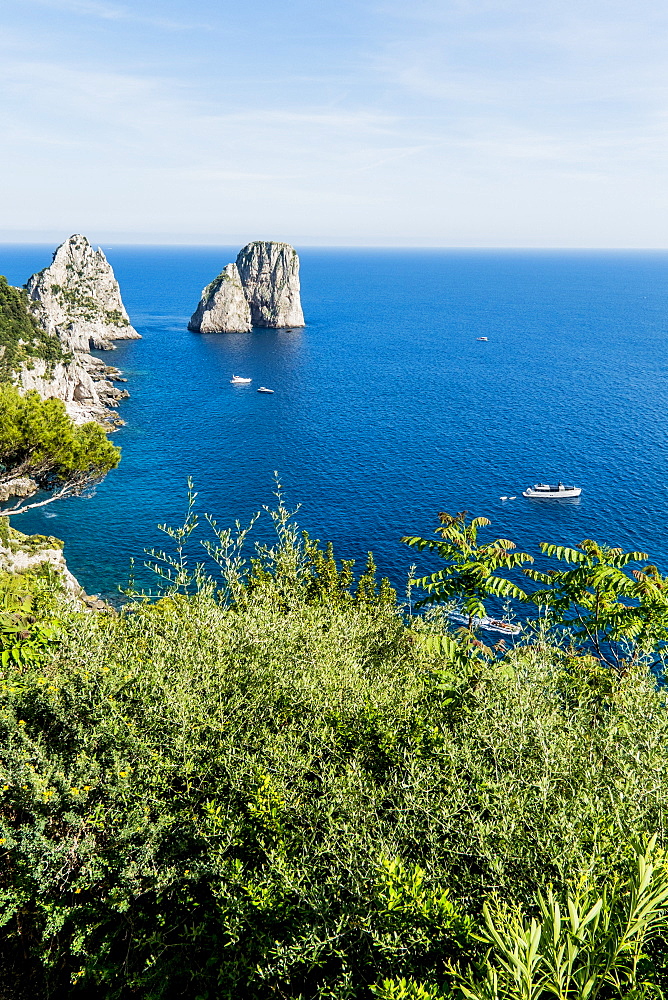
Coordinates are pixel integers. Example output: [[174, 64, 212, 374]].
[[0, 275, 67, 382]]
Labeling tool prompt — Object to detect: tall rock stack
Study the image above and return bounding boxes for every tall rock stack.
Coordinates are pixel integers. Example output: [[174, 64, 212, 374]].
[[187, 264, 252, 333], [26, 234, 140, 351], [188, 241, 305, 333], [14, 235, 139, 426], [235, 241, 305, 329]]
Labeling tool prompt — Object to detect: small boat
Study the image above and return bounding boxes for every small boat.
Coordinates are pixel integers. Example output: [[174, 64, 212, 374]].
[[230, 375, 252, 384], [523, 482, 581, 499], [257, 386, 274, 393], [448, 612, 521, 635], [477, 336, 488, 341]]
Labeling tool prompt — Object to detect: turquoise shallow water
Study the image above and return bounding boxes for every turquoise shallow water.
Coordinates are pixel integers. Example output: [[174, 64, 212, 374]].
[[2, 245, 668, 600]]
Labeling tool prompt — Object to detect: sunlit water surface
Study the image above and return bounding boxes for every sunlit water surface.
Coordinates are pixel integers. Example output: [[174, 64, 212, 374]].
[[2, 245, 668, 602]]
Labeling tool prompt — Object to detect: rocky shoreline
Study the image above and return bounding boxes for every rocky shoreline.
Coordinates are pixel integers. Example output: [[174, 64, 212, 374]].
[[17, 353, 130, 428], [0, 516, 115, 611]]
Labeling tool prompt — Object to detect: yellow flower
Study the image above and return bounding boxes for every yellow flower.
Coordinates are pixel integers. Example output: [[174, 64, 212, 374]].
[[18, 720, 26, 726]]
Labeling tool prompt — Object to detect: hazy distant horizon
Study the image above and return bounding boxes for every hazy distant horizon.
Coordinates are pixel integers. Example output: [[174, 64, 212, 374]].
[[3, 236, 668, 252]]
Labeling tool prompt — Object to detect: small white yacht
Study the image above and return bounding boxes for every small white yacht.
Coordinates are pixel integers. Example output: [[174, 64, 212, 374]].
[[448, 612, 521, 635], [523, 482, 581, 499], [230, 375, 252, 384], [257, 386, 274, 393]]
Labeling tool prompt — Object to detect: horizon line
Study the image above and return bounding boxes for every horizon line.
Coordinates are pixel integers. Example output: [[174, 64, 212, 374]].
[[1, 239, 668, 252]]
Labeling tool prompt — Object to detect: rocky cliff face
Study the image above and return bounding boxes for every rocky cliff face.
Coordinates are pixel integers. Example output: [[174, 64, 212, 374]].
[[188, 241, 304, 333], [0, 518, 82, 597], [188, 264, 252, 333], [17, 355, 129, 427], [236, 241, 304, 329], [25, 235, 140, 352], [11, 235, 136, 426]]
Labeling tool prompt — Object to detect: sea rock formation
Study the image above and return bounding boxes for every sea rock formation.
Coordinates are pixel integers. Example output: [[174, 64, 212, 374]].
[[188, 241, 304, 333], [7, 235, 138, 425], [0, 518, 83, 597], [188, 263, 252, 333], [0, 477, 37, 502], [236, 241, 304, 328], [25, 234, 140, 352]]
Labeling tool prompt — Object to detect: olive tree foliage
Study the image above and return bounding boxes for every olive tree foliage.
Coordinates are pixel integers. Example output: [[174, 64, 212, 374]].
[[0, 384, 120, 515], [4, 493, 668, 998]]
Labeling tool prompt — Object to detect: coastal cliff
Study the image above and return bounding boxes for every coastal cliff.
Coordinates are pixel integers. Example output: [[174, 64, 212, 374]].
[[0, 236, 136, 427], [188, 240, 304, 333], [188, 263, 252, 334], [0, 517, 82, 597], [25, 235, 140, 352], [17, 354, 129, 426]]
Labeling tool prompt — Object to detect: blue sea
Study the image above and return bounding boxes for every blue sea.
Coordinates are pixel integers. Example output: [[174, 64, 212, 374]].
[[1, 245, 668, 601]]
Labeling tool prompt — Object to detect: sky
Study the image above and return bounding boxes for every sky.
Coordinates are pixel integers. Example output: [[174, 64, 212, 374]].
[[1, 0, 668, 246]]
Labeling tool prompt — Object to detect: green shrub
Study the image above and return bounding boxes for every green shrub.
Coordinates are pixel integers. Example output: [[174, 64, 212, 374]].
[[0, 276, 67, 380], [0, 383, 120, 501], [2, 504, 668, 998]]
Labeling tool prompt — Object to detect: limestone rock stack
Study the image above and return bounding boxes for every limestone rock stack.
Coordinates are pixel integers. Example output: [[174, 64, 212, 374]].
[[188, 264, 252, 333], [25, 234, 140, 352], [235, 241, 305, 329], [8, 235, 138, 426], [188, 241, 305, 333]]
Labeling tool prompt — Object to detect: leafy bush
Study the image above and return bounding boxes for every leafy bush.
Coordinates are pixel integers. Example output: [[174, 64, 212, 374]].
[[402, 512, 533, 626], [381, 837, 668, 1000], [0, 570, 62, 667], [0, 383, 120, 504], [2, 503, 668, 998], [525, 539, 668, 672]]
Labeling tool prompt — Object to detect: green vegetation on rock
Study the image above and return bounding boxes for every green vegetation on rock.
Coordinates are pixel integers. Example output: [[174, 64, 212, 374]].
[[0, 276, 67, 381]]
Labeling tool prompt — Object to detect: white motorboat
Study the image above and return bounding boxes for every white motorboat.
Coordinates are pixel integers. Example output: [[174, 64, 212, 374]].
[[477, 336, 488, 341], [448, 612, 521, 636], [523, 482, 581, 499], [257, 386, 274, 393], [230, 375, 252, 384]]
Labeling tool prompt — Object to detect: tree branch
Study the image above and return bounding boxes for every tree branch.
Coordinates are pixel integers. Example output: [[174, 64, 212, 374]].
[[1, 483, 79, 516], [1, 470, 100, 516]]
